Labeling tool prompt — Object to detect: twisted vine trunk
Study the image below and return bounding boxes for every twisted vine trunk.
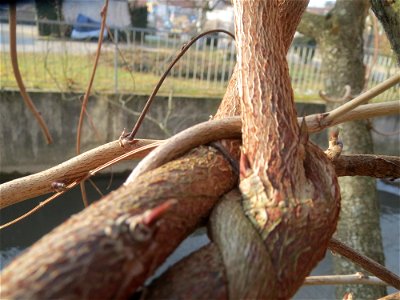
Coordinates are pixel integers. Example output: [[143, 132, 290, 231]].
[[233, 1, 341, 298], [1, 1, 343, 299]]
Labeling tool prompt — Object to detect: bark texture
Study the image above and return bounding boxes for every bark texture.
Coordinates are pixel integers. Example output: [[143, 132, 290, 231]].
[[3, 0, 394, 299], [333, 154, 400, 178], [370, 0, 400, 64], [232, 1, 340, 298], [298, 0, 387, 298], [143, 243, 228, 299], [0, 147, 237, 299]]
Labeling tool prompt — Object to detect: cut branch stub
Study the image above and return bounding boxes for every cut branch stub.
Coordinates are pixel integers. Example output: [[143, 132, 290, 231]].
[[234, 0, 340, 298]]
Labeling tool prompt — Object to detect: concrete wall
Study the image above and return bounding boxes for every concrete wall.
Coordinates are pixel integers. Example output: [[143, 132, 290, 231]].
[[0, 90, 398, 175]]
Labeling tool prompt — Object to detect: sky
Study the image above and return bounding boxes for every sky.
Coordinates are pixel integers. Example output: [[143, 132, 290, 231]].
[[309, 0, 330, 8]]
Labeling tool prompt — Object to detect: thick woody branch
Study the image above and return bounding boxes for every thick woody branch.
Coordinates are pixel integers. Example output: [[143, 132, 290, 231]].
[[2, 100, 398, 209], [214, 0, 309, 120], [320, 73, 400, 126], [329, 238, 400, 289], [144, 201, 399, 299], [126, 117, 241, 182], [378, 292, 400, 300], [305, 100, 400, 132], [278, 0, 309, 52], [334, 154, 400, 178], [303, 274, 389, 286], [0, 139, 158, 209], [1, 146, 238, 299]]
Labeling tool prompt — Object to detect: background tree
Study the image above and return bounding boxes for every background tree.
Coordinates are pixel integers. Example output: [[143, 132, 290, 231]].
[[298, 1, 388, 298], [35, 0, 63, 37], [370, 0, 400, 64]]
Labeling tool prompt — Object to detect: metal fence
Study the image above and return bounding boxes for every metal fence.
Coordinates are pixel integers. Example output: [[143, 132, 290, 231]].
[[0, 18, 398, 101]]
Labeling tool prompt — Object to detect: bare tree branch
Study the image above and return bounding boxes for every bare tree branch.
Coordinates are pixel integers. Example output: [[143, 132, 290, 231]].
[[304, 274, 389, 286], [320, 73, 400, 127], [9, 3, 53, 144], [0, 139, 158, 209], [370, 0, 400, 64], [378, 292, 400, 300], [334, 154, 400, 178], [329, 238, 400, 289], [2, 99, 398, 209]]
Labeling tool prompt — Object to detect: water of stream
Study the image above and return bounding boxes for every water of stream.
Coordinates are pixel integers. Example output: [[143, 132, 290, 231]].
[[1, 176, 399, 299]]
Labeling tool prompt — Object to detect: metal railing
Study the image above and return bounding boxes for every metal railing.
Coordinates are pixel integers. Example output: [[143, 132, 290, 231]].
[[0, 18, 398, 101]]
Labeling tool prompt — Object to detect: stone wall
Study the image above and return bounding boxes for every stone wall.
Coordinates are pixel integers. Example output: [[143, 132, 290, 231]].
[[0, 90, 397, 175]]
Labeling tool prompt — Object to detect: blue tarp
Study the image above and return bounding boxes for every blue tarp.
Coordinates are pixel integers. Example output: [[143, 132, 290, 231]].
[[71, 14, 108, 39]]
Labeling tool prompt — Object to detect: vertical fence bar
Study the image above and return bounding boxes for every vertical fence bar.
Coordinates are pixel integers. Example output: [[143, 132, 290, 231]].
[[31, 23, 38, 88], [0, 22, 5, 88], [156, 33, 160, 75], [185, 39, 191, 80], [139, 30, 144, 73], [171, 32, 177, 77], [213, 37, 220, 88], [303, 47, 315, 91], [220, 39, 228, 88], [313, 49, 323, 92], [298, 46, 309, 91], [291, 46, 300, 90], [3, 18, 397, 99], [114, 28, 119, 94], [192, 38, 200, 82], [131, 29, 136, 72], [206, 36, 214, 87], [200, 37, 207, 81], [287, 46, 295, 75], [178, 34, 183, 80], [384, 56, 396, 101], [227, 41, 235, 84]]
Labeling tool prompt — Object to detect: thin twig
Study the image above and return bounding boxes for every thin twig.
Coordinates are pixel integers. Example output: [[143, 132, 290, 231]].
[[9, 3, 53, 144], [0, 180, 80, 230], [0, 139, 158, 209], [2, 100, 398, 208], [371, 127, 400, 136], [304, 273, 388, 286], [106, 25, 136, 91], [319, 85, 352, 103], [329, 238, 400, 289], [76, 0, 109, 155], [0, 142, 162, 230], [88, 178, 104, 197], [126, 29, 235, 141], [368, 119, 400, 136], [79, 95, 103, 142], [104, 97, 172, 136], [79, 182, 89, 207], [321, 72, 400, 126], [75, 0, 110, 207]]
